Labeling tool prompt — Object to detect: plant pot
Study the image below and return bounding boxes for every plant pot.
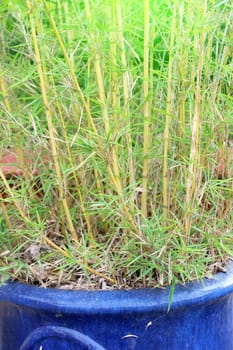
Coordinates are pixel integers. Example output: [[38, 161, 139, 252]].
[[1, 261, 233, 350]]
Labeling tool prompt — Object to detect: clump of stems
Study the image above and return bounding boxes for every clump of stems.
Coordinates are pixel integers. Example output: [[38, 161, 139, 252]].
[[0, 0, 232, 289]]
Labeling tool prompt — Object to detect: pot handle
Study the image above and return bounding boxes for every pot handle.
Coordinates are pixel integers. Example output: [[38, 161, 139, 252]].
[[19, 325, 107, 350]]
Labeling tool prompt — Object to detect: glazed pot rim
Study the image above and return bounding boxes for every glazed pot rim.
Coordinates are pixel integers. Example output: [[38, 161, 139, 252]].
[[1, 261, 233, 314]]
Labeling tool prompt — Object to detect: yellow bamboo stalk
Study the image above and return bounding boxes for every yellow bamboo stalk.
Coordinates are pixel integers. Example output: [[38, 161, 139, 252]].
[[115, 0, 135, 209], [205, 0, 215, 81], [84, 0, 110, 134], [141, 0, 150, 217], [0, 68, 11, 113], [50, 75, 95, 243], [84, 0, 143, 236], [63, 1, 74, 67], [148, 23, 155, 212], [149, 22, 155, 123], [109, 3, 120, 128], [177, 2, 186, 141], [185, 0, 207, 239], [162, 3, 176, 223], [84, 263, 116, 285], [26, 0, 78, 242], [43, 0, 99, 139], [43, 0, 142, 239], [86, 60, 102, 193], [109, 3, 121, 181], [85, 0, 122, 185], [115, 2, 135, 211], [116, 1, 130, 109]]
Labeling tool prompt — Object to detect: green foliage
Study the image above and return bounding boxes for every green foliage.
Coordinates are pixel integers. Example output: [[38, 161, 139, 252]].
[[0, 0, 233, 289]]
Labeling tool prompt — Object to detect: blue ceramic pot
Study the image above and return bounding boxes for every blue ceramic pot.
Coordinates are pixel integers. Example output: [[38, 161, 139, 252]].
[[1, 262, 233, 350]]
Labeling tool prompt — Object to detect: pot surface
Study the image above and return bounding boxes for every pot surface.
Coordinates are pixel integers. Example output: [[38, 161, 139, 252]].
[[1, 262, 233, 350]]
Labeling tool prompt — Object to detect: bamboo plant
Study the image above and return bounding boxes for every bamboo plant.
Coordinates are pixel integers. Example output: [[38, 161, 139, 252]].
[[0, 0, 233, 289]]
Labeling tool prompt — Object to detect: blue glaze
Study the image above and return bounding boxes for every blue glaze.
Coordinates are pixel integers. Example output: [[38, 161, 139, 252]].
[[19, 326, 106, 350], [1, 261, 233, 349]]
